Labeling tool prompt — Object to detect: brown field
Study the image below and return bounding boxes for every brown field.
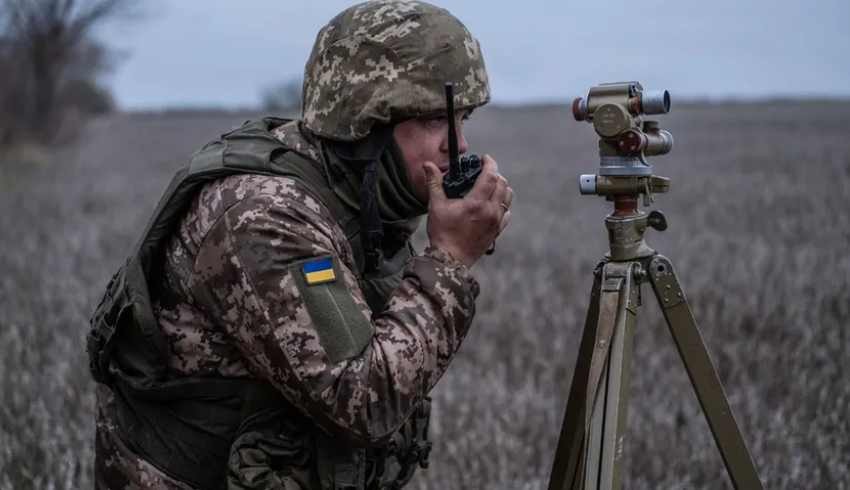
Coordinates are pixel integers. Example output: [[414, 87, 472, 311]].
[[1, 101, 848, 489]]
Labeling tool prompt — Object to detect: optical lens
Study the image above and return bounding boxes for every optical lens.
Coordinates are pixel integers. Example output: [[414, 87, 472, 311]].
[[641, 90, 671, 115]]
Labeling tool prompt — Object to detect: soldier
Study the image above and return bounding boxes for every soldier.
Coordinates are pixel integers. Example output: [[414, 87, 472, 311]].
[[87, 1, 513, 489]]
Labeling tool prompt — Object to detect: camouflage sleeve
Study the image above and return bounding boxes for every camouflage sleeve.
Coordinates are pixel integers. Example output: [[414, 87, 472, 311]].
[[191, 177, 478, 444]]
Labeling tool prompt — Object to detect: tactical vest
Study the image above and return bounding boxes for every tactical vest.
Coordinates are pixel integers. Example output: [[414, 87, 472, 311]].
[[87, 118, 430, 490]]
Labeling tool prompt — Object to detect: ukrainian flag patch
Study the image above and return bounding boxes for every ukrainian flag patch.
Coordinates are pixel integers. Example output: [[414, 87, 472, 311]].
[[303, 257, 336, 285]]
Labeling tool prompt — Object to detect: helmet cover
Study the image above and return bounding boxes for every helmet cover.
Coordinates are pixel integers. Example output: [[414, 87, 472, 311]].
[[302, 0, 490, 141]]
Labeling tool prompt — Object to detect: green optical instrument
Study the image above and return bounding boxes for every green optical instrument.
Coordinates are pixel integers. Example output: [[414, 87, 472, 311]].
[[547, 82, 764, 490]]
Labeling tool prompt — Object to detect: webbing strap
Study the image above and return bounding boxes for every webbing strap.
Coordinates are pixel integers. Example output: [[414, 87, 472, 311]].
[[112, 375, 290, 490], [94, 118, 422, 490]]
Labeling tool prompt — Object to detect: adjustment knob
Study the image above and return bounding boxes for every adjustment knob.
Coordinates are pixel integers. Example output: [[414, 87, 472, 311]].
[[578, 174, 597, 194], [648, 210, 668, 231]]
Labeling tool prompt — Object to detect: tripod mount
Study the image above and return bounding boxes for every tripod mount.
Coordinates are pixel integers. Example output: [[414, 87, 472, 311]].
[[546, 82, 764, 489]]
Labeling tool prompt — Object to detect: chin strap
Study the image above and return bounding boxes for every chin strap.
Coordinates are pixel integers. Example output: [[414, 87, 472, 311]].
[[360, 156, 383, 274], [320, 123, 403, 276]]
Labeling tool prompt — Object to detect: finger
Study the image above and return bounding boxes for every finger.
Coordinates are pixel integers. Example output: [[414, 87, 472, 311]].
[[485, 154, 499, 174], [504, 186, 514, 209], [423, 161, 446, 204], [498, 210, 512, 234], [484, 155, 507, 200], [490, 176, 509, 208], [467, 155, 499, 201]]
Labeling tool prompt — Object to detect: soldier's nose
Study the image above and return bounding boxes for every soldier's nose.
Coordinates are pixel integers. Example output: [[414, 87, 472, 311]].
[[456, 129, 469, 155]]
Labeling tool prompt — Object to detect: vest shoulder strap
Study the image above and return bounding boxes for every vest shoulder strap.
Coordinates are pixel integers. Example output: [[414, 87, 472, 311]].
[[92, 117, 368, 388], [88, 118, 427, 490]]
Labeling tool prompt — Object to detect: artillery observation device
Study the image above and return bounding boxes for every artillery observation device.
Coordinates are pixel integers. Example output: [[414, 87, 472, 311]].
[[572, 81, 674, 261], [573, 81, 672, 206], [547, 82, 764, 489]]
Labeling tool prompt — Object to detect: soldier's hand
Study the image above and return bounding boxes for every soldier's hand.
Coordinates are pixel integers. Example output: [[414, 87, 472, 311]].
[[423, 155, 513, 267]]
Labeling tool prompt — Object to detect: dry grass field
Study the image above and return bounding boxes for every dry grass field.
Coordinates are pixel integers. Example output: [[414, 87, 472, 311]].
[[1, 100, 848, 489]]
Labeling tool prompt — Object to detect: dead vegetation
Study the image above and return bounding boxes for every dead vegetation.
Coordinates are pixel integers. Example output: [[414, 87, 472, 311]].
[[0, 101, 848, 489], [0, 0, 129, 146]]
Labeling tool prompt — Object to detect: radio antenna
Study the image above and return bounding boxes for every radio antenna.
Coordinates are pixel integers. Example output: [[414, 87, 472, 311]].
[[445, 83, 459, 171]]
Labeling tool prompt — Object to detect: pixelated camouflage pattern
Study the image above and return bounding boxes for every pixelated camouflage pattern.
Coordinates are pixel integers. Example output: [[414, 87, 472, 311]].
[[95, 385, 194, 490], [302, 0, 490, 141], [95, 141, 479, 487], [271, 121, 322, 163]]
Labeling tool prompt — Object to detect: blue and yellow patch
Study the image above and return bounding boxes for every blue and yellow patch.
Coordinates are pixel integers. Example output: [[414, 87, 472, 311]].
[[302, 257, 336, 285]]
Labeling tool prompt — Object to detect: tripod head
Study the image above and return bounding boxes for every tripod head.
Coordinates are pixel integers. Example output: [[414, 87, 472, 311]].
[[573, 81, 676, 260], [574, 82, 673, 208]]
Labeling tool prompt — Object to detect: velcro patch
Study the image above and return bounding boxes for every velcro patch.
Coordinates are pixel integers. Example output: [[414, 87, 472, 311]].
[[290, 255, 373, 363], [302, 257, 336, 285]]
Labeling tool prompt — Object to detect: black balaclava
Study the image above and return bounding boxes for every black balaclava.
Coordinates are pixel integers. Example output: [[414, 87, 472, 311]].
[[320, 124, 427, 274]]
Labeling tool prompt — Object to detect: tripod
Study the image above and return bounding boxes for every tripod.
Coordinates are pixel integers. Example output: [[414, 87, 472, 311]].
[[546, 196, 764, 490]]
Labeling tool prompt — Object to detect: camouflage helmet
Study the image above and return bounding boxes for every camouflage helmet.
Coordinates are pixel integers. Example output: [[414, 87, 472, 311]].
[[302, 0, 490, 141]]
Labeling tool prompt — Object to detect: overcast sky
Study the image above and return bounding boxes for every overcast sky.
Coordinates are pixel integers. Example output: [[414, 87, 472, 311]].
[[97, 0, 850, 110]]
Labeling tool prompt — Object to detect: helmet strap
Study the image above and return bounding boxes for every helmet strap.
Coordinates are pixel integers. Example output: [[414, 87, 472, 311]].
[[323, 124, 394, 275], [360, 156, 384, 274]]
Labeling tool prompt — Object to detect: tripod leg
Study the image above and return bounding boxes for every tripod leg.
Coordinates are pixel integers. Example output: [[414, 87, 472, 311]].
[[582, 262, 638, 490], [548, 264, 604, 490], [583, 355, 607, 489], [596, 270, 638, 490], [647, 255, 764, 490], [549, 262, 638, 490]]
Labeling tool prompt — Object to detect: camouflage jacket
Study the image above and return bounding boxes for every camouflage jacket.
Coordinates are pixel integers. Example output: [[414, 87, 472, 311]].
[[94, 122, 480, 490]]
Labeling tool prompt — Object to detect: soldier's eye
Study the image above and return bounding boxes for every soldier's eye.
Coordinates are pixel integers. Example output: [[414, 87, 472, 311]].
[[422, 117, 447, 130]]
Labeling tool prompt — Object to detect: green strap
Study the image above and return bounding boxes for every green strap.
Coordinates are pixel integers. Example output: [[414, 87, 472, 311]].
[[90, 118, 424, 490], [270, 149, 362, 246]]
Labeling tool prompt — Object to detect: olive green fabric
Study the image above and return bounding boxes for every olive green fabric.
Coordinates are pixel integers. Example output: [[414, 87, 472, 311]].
[[290, 255, 374, 364], [320, 136, 427, 226], [88, 117, 429, 489], [360, 242, 415, 315], [318, 126, 424, 299], [226, 405, 314, 490]]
